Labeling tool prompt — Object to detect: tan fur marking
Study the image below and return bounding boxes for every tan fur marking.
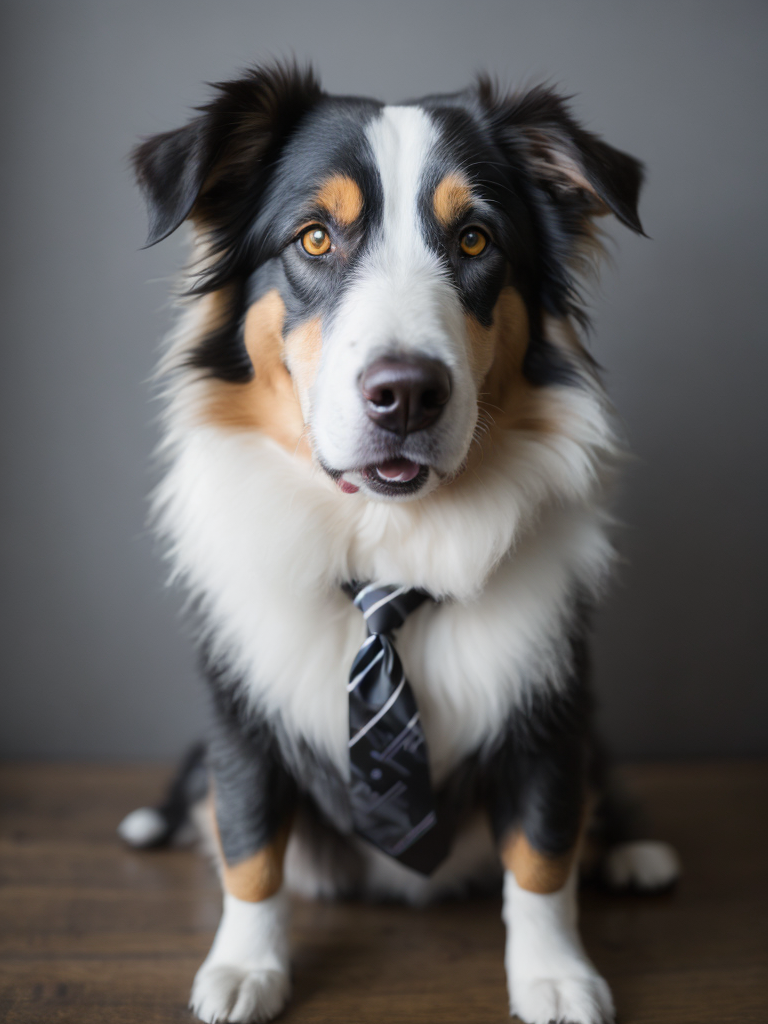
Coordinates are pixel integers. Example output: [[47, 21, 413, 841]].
[[284, 317, 323, 400], [500, 830, 576, 894], [202, 289, 311, 458], [457, 287, 593, 484], [465, 286, 529, 386], [208, 796, 292, 903], [433, 173, 472, 227], [221, 820, 292, 903], [314, 174, 364, 226], [466, 286, 557, 436]]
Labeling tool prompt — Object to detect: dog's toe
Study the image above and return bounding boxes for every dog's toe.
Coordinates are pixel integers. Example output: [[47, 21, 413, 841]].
[[229, 970, 290, 1023], [191, 964, 240, 1023], [190, 964, 290, 1024], [512, 971, 614, 1024]]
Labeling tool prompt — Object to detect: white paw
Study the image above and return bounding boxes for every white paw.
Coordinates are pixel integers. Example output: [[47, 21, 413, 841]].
[[511, 969, 614, 1024], [603, 840, 680, 891], [503, 870, 614, 1024], [191, 890, 290, 1024], [117, 806, 167, 847], [190, 963, 289, 1023]]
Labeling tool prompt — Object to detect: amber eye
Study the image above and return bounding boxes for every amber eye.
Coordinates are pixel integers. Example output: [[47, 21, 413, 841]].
[[459, 228, 487, 257], [300, 226, 332, 256]]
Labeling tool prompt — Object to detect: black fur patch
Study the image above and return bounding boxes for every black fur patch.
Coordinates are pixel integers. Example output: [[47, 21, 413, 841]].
[[202, 650, 357, 856], [205, 664, 297, 865], [485, 608, 594, 856]]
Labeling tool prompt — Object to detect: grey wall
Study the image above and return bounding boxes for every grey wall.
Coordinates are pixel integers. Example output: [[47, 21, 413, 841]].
[[1, 0, 766, 760]]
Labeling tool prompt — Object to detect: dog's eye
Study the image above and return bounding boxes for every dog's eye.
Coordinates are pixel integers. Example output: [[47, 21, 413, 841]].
[[459, 228, 487, 257], [301, 226, 332, 256]]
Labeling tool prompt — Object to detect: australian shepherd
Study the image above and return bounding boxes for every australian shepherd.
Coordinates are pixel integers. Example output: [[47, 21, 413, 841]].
[[119, 63, 679, 1024]]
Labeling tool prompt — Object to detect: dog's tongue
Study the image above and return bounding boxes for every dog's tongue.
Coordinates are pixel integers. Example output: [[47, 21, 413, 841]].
[[376, 459, 421, 482]]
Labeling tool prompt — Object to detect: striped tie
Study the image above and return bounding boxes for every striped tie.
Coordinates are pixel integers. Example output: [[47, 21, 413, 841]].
[[344, 582, 451, 875]]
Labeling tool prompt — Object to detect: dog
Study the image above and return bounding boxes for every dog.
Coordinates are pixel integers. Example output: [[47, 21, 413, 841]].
[[118, 62, 680, 1024]]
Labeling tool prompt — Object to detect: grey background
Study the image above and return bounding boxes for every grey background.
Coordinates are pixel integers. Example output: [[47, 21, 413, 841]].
[[1, 1, 766, 760]]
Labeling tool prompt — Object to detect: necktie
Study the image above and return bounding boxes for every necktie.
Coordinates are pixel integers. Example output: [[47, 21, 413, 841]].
[[344, 582, 451, 875]]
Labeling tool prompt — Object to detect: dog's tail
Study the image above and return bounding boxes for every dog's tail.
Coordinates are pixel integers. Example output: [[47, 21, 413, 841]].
[[117, 741, 209, 848]]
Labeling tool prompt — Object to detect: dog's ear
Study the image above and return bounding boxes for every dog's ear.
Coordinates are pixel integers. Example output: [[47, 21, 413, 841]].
[[132, 118, 210, 246], [133, 62, 323, 247], [478, 80, 645, 235]]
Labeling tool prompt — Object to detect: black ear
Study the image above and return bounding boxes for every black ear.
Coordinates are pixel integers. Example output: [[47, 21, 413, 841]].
[[133, 118, 211, 246], [132, 62, 322, 248], [479, 80, 645, 235]]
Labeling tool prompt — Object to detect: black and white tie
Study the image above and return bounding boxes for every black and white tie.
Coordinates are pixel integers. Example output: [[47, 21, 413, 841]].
[[344, 582, 451, 875]]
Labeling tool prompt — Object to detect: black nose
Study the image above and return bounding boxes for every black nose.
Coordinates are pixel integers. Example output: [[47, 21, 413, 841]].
[[360, 356, 452, 436]]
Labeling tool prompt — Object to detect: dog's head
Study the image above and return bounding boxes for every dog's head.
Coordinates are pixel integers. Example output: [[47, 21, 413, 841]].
[[135, 63, 643, 502]]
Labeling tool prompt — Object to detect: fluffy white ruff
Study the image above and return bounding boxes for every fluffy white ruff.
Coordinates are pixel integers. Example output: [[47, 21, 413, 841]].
[[117, 806, 166, 847], [603, 840, 680, 890], [191, 890, 290, 1024], [157, 426, 612, 783], [503, 870, 614, 1024]]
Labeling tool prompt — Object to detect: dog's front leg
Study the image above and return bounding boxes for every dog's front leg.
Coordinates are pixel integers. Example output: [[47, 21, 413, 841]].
[[191, 701, 296, 1024], [491, 725, 614, 1024]]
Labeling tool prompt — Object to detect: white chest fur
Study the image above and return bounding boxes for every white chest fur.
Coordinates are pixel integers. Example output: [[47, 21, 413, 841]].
[[156, 418, 613, 785]]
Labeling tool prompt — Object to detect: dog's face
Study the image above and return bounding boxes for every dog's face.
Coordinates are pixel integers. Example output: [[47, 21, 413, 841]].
[[135, 65, 642, 502]]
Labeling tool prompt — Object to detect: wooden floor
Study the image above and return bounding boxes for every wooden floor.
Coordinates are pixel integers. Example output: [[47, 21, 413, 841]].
[[0, 761, 766, 1023]]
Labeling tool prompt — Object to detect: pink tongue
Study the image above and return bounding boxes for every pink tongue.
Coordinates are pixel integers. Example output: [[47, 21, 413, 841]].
[[337, 479, 359, 494], [376, 459, 420, 482]]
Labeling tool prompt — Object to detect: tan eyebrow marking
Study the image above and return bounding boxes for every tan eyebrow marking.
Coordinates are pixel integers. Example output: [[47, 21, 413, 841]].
[[433, 172, 473, 227], [314, 174, 364, 226]]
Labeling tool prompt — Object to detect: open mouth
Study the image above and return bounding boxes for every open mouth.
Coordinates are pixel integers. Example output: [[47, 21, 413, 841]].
[[331, 458, 430, 497], [323, 456, 431, 498], [361, 459, 429, 497]]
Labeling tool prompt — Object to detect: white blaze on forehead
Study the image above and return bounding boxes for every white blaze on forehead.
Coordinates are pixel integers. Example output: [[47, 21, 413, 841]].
[[365, 104, 438, 258], [351, 104, 466, 367], [308, 102, 477, 479]]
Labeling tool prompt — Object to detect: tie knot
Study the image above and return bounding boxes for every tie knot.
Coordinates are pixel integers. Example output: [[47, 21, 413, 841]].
[[346, 583, 430, 636]]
